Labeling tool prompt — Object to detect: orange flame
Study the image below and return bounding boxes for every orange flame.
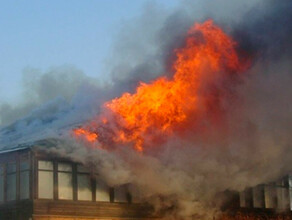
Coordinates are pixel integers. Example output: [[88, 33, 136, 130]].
[[73, 128, 98, 142], [73, 20, 249, 152]]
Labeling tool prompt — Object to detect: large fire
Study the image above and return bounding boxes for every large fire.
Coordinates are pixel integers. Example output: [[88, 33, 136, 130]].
[[73, 20, 248, 152]]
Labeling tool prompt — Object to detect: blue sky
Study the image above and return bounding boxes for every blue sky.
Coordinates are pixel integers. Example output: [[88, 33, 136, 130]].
[[0, 0, 179, 103]]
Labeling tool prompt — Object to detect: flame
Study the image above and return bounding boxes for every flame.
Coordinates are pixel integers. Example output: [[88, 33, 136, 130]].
[[73, 128, 98, 142], [73, 20, 249, 152]]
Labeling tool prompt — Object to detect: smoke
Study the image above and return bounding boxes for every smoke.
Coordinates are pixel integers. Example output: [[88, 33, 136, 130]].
[[0, 65, 112, 148], [83, 0, 292, 219], [0, 65, 98, 126], [1, 0, 292, 219]]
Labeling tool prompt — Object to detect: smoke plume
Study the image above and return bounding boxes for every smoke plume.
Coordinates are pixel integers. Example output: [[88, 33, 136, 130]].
[[1, 0, 292, 219]]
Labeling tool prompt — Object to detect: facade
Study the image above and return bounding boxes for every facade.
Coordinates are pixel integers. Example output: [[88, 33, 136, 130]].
[[239, 177, 292, 211], [0, 140, 155, 220], [1, 139, 292, 220], [218, 177, 292, 219]]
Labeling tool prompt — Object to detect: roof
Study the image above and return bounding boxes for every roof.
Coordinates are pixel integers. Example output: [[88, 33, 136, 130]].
[[0, 138, 62, 155]]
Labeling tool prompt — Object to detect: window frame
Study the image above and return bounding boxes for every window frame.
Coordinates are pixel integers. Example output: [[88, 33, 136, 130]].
[[0, 164, 4, 203], [19, 159, 31, 200], [57, 162, 74, 200], [34, 158, 118, 204], [95, 177, 111, 203], [76, 165, 94, 201], [114, 184, 131, 203], [6, 162, 17, 202], [37, 160, 54, 200]]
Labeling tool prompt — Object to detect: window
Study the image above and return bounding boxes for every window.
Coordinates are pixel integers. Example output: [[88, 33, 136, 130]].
[[7, 163, 16, 201], [289, 175, 292, 210], [239, 188, 253, 208], [58, 163, 73, 200], [38, 160, 54, 199], [77, 165, 92, 201], [20, 160, 30, 199], [276, 179, 289, 210], [252, 185, 264, 208], [239, 191, 246, 208], [96, 180, 110, 202], [0, 165, 4, 202], [264, 183, 277, 209], [114, 185, 128, 203]]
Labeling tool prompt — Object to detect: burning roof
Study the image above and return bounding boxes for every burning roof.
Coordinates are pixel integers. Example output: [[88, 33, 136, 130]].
[[1, 1, 292, 219], [73, 20, 249, 152]]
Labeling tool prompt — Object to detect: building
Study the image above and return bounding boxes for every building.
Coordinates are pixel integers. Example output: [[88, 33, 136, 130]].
[[0, 139, 155, 220], [1, 138, 292, 220], [233, 176, 292, 219]]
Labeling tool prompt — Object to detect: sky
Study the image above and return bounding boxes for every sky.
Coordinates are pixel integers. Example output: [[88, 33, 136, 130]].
[[0, 0, 179, 104]]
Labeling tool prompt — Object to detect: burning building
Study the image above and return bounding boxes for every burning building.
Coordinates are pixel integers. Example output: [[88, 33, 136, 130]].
[[0, 138, 292, 220], [0, 139, 156, 220], [1, 1, 292, 219]]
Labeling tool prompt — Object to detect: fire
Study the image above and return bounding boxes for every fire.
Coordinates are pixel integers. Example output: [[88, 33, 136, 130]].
[[73, 128, 98, 142], [73, 20, 248, 152]]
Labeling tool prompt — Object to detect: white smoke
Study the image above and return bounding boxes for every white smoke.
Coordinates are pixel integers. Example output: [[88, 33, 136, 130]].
[[0, 65, 111, 148]]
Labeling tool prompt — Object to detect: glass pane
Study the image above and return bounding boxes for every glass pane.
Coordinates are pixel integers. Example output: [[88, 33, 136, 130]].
[[252, 186, 264, 208], [38, 161, 53, 170], [58, 172, 73, 200], [264, 185, 276, 209], [77, 165, 89, 173], [7, 163, 16, 173], [20, 171, 30, 199], [289, 175, 292, 187], [0, 175, 3, 202], [96, 181, 110, 202], [114, 185, 128, 203], [58, 163, 72, 172], [7, 173, 16, 201], [277, 186, 289, 209], [239, 191, 246, 207], [38, 171, 53, 199], [0, 166, 3, 175], [277, 179, 284, 186], [20, 161, 30, 171], [77, 174, 92, 201]]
